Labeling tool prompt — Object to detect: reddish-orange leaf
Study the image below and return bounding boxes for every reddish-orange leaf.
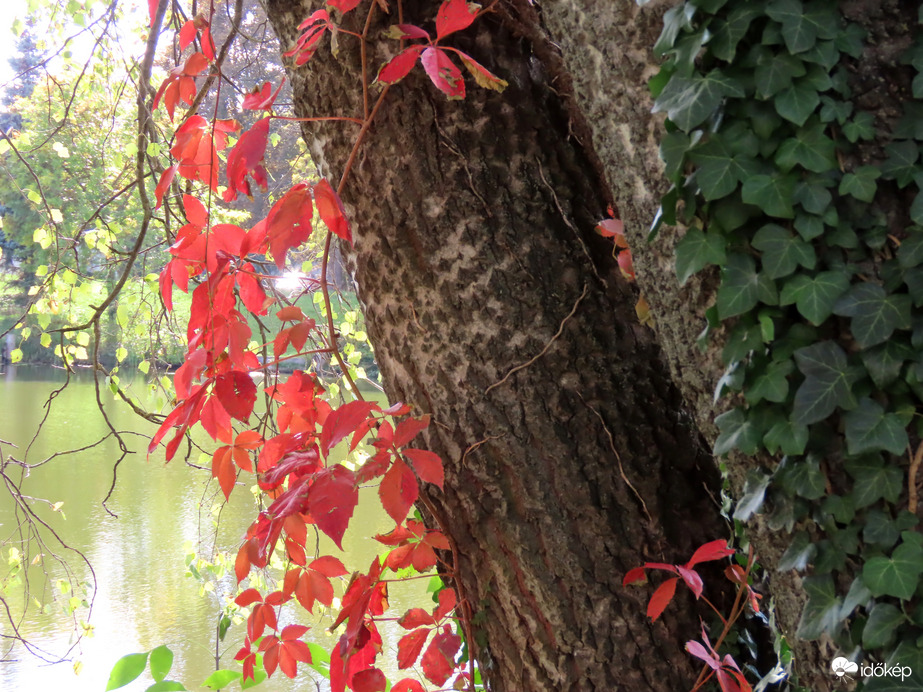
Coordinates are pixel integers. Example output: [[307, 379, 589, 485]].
[[385, 543, 415, 572], [201, 26, 216, 61], [677, 565, 704, 599], [421, 629, 461, 685], [435, 0, 478, 39], [379, 458, 419, 525], [212, 446, 236, 500], [398, 608, 434, 630], [182, 194, 208, 227], [410, 542, 437, 571], [327, 0, 362, 12], [309, 555, 348, 577], [397, 628, 429, 669], [235, 588, 263, 608], [321, 400, 378, 456], [243, 80, 284, 111], [179, 19, 197, 51], [647, 577, 678, 621], [623, 566, 647, 586], [420, 47, 465, 100], [224, 117, 270, 202], [277, 305, 305, 322], [377, 46, 424, 85], [266, 183, 313, 269], [351, 668, 387, 692], [434, 588, 456, 620], [391, 680, 425, 692], [147, 0, 159, 26], [155, 164, 178, 209], [393, 414, 430, 447], [314, 178, 352, 244], [307, 465, 358, 549], [403, 448, 444, 489], [686, 539, 735, 568], [214, 371, 257, 421]]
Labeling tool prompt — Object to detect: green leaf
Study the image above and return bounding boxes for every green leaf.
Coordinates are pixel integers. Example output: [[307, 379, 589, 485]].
[[794, 212, 824, 240], [864, 509, 900, 549], [659, 130, 695, 181], [862, 340, 914, 387], [767, 0, 819, 53], [763, 418, 809, 455], [887, 137, 922, 186], [202, 670, 243, 689], [843, 398, 909, 456], [745, 358, 794, 404], [775, 125, 836, 173], [734, 469, 771, 521], [741, 173, 796, 218], [690, 139, 760, 201], [833, 282, 912, 348], [898, 231, 923, 269], [653, 5, 695, 57], [793, 179, 832, 215], [149, 645, 173, 683], [106, 653, 149, 691], [780, 271, 850, 325], [774, 83, 821, 126], [796, 574, 840, 639], [801, 39, 840, 70], [839, 166, 881, 203], [791, 340, 857, 424], [714, 407, 762, 455], [779, 531, 816, 571], [863, 542, 923, 601], [842, 111, 875, 143], [834, 22, 866, 58], [912, 190, 923, 227], [846, 456, 905, 508], [675, 228, 726, 284], [752, 224, 816, 279], [145, 683, 186, 692], [709, 3, 767, 61], [717, 254, 776, 318], [653, 69, 745, 132], [775, 454, 827, 500], [755, 53, 806, 99]]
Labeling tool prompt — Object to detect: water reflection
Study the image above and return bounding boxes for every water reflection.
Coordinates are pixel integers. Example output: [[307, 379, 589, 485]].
[[0, 366, 424, 691]]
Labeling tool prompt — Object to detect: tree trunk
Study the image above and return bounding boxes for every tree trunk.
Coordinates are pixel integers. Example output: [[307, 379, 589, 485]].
[[265, 0, 730, 689]]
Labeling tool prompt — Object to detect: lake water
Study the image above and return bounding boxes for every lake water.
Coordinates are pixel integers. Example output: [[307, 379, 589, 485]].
[[0, 366, 423, 691]]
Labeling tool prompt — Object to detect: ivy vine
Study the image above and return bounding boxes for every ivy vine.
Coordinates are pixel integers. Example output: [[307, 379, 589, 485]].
[[652, 0, 923, 688]]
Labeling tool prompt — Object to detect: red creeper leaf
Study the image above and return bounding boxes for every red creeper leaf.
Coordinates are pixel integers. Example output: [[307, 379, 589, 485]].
[[392, 681, 426, 692], [421, 629, 461, 686], [435, 0, 478, 39], [420, 47, 464, 99], [377, 46, 424, 85], [647, 577, 678, 621], [397, 628, 429, 669], [379, 458, 419, 525], [686, 540, 735, 568], [403, 448, 444, 489], [314, 178, 352, 244]]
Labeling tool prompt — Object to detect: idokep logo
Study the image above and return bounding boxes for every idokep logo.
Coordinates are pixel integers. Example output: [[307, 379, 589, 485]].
[[831, 657, 858, 677], [831, 656, 913, 682]]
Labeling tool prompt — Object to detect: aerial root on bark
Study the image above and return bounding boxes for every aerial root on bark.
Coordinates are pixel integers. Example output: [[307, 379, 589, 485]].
[[485, 283, 588, 395]]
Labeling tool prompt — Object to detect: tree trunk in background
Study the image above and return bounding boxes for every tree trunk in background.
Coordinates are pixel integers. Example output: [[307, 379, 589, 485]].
[[265, 0, 730, 689]]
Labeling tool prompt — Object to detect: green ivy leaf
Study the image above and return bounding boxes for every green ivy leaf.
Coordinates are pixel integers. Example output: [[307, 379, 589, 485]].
[[839, 166, 881, 203], [746, 358, 794, 404], [734, 469, 772, 521], [653, 4, 695, 58], [714, 407, 762, 455], [794, 212, 824, 240], [775, 83, 821, 126], [863, 541, 923, 601], [833, 282, 912, 348], [717, 254, 761, 318], [898, 231, 923, 269], [862, 340, 915, 388], [843, 398, 909, 456], [106, 653, 149, 691], [145, 683, 186, 692], [791, 340, 857, 424], [767, 0, 820, 53], [710, 4, 767, 62], [835, 22, 866, 58], [763, 419, 809, 455], [653, 69, 745, 132], [775, 124, 836, 173], [149, 646, 173, 683], [796, 574, 840, 640], [778, 531, 816, 571], [742, 173, 796, 218], [864, 509, 900, 549], [675, 228, 726, 285], [846, 456, 905, 508], [780, 271, 850, 325], [801, 39, 840, 70], [863, 603, 905, 650], [794, 179, 832, 215], [752, 224, 816, 279], [690, 139, 759, 201], [755, 52, 806, 99], [842, 111, 875, 143], [660, 130, 696, 181], [776, 454, 827, 500], [881, 141, 921, 189]]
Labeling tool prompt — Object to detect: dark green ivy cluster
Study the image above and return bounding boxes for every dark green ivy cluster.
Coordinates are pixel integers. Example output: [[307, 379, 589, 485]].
[[650, 0, 923, 688]]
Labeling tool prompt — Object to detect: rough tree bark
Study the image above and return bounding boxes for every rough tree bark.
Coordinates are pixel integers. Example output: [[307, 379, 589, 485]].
[[265, 0, 732, 690]]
